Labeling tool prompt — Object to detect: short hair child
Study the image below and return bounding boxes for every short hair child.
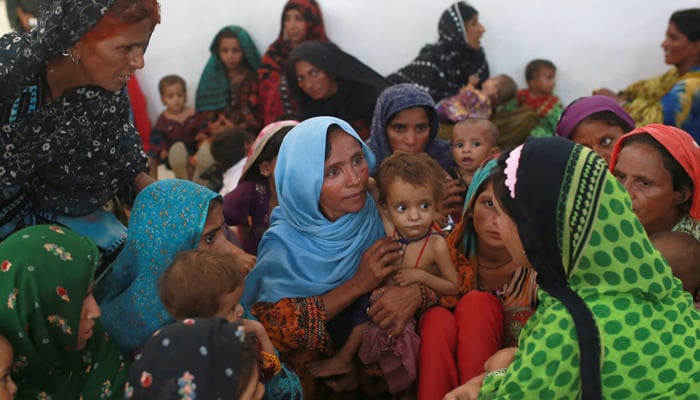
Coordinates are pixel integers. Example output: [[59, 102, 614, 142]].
[[158, 250, 291, 386], [525, 59, 556, 85], [309, 152, 459, 395], [450, 118, 500, 186], [158, 74, 186, 97]]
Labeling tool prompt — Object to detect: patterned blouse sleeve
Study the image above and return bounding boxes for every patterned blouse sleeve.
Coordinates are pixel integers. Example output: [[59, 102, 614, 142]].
[[251, 296, 330, 354]]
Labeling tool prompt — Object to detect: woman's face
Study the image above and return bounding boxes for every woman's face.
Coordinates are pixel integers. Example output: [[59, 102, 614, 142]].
[[385, 107, 431, 154], [319, 131, 369, 221], [464, 14, 485, 50], [198, 202, 236, 254], [240, 367, 264, 400], [73, 17, 154, 92], [76, 287, 101, 351], [470, 182, 505, 250], [491, 183, 529, 267], [0, 337, 17, 400], [571, 120, 626, 164], [283, 9, 307, 47], [613, 141, 689, 235], [218, 37, 244, 72], [294, 60, 338, 100], [662, 22, 700, 68]]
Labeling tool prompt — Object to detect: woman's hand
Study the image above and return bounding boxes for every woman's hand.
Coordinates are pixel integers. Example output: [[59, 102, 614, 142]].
[[230, 244, 256, 273], [350, 237, 403, 294], [443, 376, 483, 400], [367, 284, 421, 336], [442, 177, 465, 218]]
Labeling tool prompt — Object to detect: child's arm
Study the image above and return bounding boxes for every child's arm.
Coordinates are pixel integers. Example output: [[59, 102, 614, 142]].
[[394, 237, 459, 295], [242, 318, 276, 355]]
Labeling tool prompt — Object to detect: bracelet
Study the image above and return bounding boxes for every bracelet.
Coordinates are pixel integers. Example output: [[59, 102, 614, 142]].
[[260, 350, 281, 377]]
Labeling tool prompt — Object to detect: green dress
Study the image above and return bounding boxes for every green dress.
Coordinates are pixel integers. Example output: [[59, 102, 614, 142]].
[[0, 225, 130, 399], [480, 138, 700, 399]]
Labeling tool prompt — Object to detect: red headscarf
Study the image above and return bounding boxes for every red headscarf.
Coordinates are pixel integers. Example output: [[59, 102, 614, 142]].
[[610, 123, 700, 220], [258, 0, 329, 125]]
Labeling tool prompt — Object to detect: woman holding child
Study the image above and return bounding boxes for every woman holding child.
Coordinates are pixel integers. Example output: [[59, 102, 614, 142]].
[[448, 137, 700, 399], [243, 116, 447, 398]]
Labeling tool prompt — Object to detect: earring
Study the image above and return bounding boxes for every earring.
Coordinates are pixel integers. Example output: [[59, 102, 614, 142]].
[[62, 50, 79, 65]]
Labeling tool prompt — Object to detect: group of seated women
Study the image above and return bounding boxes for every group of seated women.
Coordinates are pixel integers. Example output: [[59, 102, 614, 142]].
[[1, 0, 700, 399]]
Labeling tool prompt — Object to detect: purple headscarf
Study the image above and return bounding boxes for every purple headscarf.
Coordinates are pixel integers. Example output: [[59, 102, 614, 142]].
[[556, 95, 635, 139]]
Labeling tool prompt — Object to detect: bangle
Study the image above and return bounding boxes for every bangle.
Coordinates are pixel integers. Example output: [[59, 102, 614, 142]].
[[260, 350, 281, 377]]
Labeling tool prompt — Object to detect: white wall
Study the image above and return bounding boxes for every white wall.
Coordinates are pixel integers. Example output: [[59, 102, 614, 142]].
[[6, 0, 697, 122]]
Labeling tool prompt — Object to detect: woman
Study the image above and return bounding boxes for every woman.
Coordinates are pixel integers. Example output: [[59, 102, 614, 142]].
[[0, 0, 160, 251], [556, 95, 636, 164], [95, 179, 254, 353], [594, 9, 700, 141], [196, 25, 262, 136], [0, 225, 130, 399], [223, 120, 298, 255], [286, 41, 388, 140], [387, 1, 489, 102], [610, 123, 700, 240], [242, 116, 434, 398], [258, 0, 328, 125], [451, 137, 700, 398], [417, 159, 538, 400], [126, 318, 264, 400]]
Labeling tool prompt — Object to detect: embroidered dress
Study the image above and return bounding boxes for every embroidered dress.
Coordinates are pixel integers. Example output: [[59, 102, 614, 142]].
[[0, 225, 129, 399], [515, 88, 563, 137], [0, 0, 148, 240], [480, 137, 700, 398]]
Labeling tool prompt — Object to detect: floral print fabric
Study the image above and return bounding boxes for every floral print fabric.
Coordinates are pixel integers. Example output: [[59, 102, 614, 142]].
[[0, 225, 129, 399]]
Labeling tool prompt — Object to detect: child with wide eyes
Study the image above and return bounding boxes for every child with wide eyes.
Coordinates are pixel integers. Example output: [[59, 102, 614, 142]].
[[308, 152, 458, 397], [158, 249, 302, 399], [0, 334, 18, 400]]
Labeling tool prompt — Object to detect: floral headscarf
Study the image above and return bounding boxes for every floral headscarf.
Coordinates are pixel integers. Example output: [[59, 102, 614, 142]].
[[0, 225, 129, 399], [125, 318, 253, 400], [95, 180, 221, 352]]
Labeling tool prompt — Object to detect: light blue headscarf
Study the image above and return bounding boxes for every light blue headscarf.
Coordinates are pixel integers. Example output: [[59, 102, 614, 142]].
[[242, 117, 385, 307], [95, 180, 220, 351], [458, 158, 497, 258]]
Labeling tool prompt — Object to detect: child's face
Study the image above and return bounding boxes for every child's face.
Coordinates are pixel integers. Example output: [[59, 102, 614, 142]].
[[384, 178, 437, 241], [160, 82, 187, 114], [218, 37, 244, 72], [528, 67, 556, 96], [451, 123, 495, 176], [481, 78, 499, 103], [216, 286, 244, 323], [0, 337, 17, 400]]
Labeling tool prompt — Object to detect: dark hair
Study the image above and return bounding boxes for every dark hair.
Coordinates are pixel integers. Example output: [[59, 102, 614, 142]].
[[324, 123, 346, 160], [578, 110, 633, 133], [456, 2, 478, 22], [83, 0, 160, 42], [524, 59, 556, 82], [210, 128, 253, 170], [621, 133, 694, 213], [670, 8, 700, 41], [246, 126, 294, 181], [376, 152, 445, 205], [495, 74, 518, 106], [213, 29, 254, 71], [158, 250, 246, 320], [158, 74, 186, 96]]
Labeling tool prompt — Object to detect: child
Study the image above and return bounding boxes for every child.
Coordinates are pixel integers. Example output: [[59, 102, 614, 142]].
[[309, 152, 459, 396], [650, 231, 700, 307], [223, 121, 297, 255], [436, 74, 518, 123], [147, 75, 200, 180], [515, 59, 563, 137], [448, 118, 500, 224], [158, 250, 302, 399], [209, 127, 254, 195], [0, 334, 18, 400]]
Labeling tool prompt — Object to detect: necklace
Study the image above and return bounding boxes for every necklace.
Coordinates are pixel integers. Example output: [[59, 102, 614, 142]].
[[477, 259, 511, 270]]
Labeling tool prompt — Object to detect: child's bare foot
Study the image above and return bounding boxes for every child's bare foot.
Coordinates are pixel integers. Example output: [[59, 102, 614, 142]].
[[308, 355, 353, 378]]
